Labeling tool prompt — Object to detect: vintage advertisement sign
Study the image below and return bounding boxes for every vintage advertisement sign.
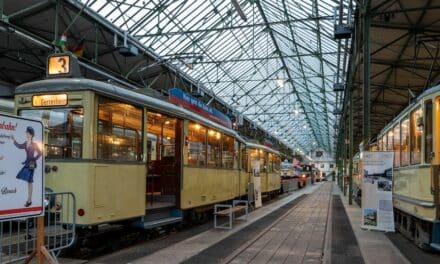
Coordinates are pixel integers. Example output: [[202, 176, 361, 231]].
[[169, 88, 232, 128], [360, 151, 394, 232], [252, 160, 262, 208], [0, 114, 44, 220]]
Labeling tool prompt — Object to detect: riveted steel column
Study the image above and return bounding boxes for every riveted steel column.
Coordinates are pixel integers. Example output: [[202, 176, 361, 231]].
[[363, 4, 371, 149]]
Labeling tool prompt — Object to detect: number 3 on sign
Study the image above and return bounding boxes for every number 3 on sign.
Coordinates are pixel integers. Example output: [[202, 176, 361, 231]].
[[48, 55, 70, 75]]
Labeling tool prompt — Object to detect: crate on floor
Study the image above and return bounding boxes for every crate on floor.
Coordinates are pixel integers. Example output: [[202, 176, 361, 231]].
[[214, 200, 248, 229]]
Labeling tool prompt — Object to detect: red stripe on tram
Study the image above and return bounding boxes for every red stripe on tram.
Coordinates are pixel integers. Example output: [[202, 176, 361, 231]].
[[0, 206, 43, 215]]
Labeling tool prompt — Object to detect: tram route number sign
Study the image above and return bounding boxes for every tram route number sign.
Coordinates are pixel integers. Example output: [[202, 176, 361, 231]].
[[46, 52, 82, 78], [0, 113, 44, 221], [48, 55, 70, 75]]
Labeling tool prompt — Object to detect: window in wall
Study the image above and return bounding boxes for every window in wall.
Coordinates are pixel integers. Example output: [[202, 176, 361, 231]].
[[187, 122, 206, 166], [393, 125, 400, 167], [401, 118, 410, 166], [387, 130, 393, 151], [19, 108, 84, 159], [207, 129, 221, 168], [425, 100, 433, 163], [146, 112, 176, 162], [97, 97, 142, 161], [410, 107, 422, 164], [222, 134, 234, 169], [330, 164, 334, 168]]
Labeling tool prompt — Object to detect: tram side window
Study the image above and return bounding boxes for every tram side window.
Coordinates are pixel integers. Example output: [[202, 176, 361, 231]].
[[425, 100, 433, 163], [401, 118, 410, 166], [187, 122, 206, 166], [260, 150, 267, 173], [393, 125, 400, 167], [19, 108, 84, 159], [410, 107, 422, 164], [222, 135, 234, 169], [207, 129, 221, 168], [146, 112, 176, 163], [242, 149, 249, 172], [97, 97, 143, 161], [378, 137, 383, 151], [268, 153, 274, 173], [250, 149, 260, 174], [387, 130, 393, 151], [382, 135, 387, 151]]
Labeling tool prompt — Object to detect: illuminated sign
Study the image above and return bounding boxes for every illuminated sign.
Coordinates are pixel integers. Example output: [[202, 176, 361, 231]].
[[32, 94, 68, 107], [47, 55, 70, 75]]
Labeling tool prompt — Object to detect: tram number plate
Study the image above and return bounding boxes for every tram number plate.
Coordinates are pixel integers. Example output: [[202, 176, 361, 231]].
[[48, 55, 70, 75]]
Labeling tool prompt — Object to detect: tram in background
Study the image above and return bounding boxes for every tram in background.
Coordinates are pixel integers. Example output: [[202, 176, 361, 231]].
[[376, 85, 440, 251], [0, 98, 14, 114], [280, 161, 300, 192], [11, 53, 282, 233]]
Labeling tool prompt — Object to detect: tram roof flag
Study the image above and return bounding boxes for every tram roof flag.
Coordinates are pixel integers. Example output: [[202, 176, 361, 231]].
[[58, 32, 68, 52], [169, 88, 232, 128], [73, 38, 85, 58]]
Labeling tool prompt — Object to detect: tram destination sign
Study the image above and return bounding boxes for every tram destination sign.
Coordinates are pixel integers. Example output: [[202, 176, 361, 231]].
[[169, 88, 232, 128], [0, 114, 44, 221]]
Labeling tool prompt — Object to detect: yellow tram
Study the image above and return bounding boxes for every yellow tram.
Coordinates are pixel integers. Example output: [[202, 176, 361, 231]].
[[12, 54, 282, 229], [377, 86, 440, 250]]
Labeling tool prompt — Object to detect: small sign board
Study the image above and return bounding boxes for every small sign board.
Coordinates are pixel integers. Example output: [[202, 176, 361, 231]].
[[46, 52, 81, 78], [0, 114, 44, 221]]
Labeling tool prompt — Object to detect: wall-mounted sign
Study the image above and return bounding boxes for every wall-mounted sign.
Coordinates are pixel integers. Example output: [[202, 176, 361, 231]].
[[32, 94, 68, 107], [0, 114, 44, 221], [169, 88, 232, 128]]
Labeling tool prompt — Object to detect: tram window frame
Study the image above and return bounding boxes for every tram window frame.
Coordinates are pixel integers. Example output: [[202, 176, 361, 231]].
[[146, 112, 177, 163], [401, 117, 410, 166], [424, 100, 433, 164], [207, 129, 222, 168], [378, 137, 383, 151], [387, 130, 393, 151], [382, 134, 387, 151], [410, 107, 422, 165], [187, 122, 207, 167], [393, 124, 400, 167], [19, 108, 84, 159], [97, 97, 143, 162], [221, 134, 235, 169]]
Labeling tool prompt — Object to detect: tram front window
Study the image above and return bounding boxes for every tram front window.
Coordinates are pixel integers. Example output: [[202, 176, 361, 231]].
[[19, 108, 84, 159]]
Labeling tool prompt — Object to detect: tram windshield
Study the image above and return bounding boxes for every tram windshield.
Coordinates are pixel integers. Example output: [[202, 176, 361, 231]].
[[19, 108, 84, 159]]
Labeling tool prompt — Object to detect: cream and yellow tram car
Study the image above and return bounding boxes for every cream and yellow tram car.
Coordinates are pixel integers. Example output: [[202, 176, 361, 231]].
[[14, 76, 251, 228], [377, 86, 440, 250], [242, 142, 281, 199]]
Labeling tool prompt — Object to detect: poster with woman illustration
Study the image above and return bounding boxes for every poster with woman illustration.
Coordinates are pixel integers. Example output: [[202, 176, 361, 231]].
[[0, 113, 44, 220]]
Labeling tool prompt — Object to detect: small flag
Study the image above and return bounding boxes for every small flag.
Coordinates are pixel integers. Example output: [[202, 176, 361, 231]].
[[58, 32, 68, 52], [73, 38, 86, 57]]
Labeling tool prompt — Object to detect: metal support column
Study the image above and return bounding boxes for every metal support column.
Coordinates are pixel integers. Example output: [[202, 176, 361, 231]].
[[348, 77, 354, 204], [362, 3, 371, 149], [53, 0, 60, 43]]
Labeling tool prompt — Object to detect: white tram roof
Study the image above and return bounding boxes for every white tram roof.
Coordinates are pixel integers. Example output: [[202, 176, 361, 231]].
[[378, 84, 440, 136], [16, 78, 245, 143]]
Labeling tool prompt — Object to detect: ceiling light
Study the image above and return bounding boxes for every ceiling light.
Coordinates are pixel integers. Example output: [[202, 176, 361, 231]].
[[276, 78, 284, 87]]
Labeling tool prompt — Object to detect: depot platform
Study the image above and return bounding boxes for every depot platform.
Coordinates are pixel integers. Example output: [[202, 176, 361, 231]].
[[95, 181, 407, 264]]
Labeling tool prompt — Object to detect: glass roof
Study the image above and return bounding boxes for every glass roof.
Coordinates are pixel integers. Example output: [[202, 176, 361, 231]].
[[81, 0, 350, 155]]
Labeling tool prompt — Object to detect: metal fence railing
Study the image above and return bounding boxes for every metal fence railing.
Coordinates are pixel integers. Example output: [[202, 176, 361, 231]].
[[0, 192, 76, 263]]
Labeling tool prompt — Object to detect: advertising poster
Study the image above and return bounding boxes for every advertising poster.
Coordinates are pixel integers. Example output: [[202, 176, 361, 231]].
[[252, 160, 262, 208], [360, 151, 394, 232], [0, 114, 44, 220]]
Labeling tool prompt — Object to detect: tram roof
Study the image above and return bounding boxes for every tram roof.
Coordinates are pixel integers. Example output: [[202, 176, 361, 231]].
[[0, 0, 352, 157]]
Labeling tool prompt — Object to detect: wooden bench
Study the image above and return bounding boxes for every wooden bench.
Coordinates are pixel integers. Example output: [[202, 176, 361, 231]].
[[214, 200, 248, 229]]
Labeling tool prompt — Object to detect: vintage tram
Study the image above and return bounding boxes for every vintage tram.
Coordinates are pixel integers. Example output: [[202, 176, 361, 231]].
[[377, 85, 440, 251], [11, 53, 282, 230]]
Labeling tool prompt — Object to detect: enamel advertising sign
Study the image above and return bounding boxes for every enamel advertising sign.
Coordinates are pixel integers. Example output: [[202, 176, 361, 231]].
[[0, 114, 44, 221]]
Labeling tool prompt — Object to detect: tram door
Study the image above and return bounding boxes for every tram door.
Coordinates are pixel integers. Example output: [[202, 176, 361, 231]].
[[146, 112, 182, 208]]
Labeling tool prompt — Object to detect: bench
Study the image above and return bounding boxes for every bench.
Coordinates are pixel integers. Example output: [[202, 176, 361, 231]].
[[214, 200, 248, 229]]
